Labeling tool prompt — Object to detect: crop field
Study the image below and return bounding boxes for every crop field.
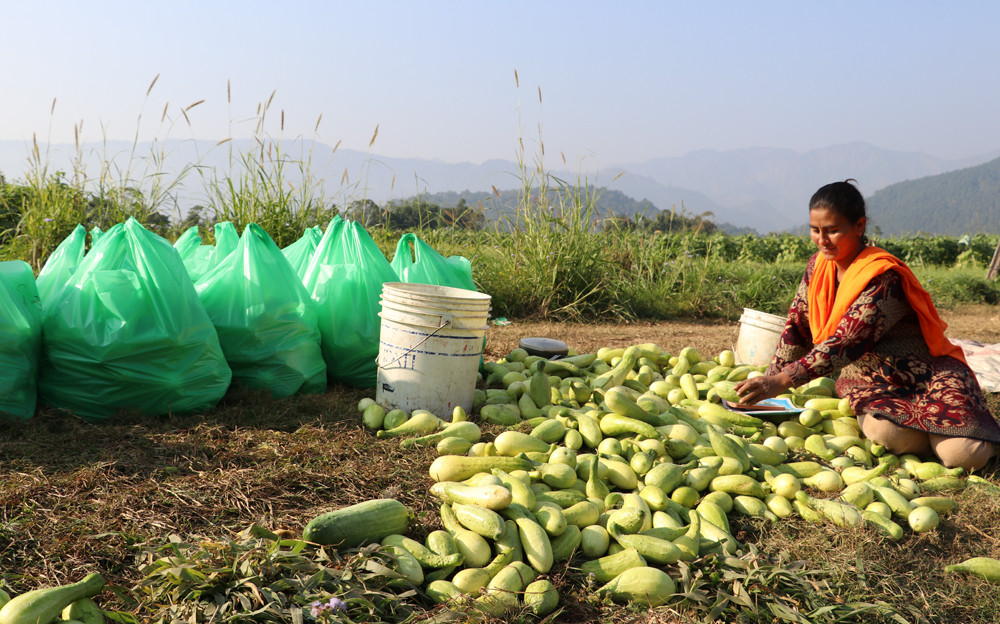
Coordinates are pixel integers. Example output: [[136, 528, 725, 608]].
[[2, 138, 1000, 623]]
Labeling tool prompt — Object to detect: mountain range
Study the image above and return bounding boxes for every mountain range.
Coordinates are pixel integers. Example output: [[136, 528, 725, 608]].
[[1, 139, 998, 235]]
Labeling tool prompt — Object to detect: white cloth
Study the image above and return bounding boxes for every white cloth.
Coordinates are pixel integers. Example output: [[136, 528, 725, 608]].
[[953, 339, 1000, 393]]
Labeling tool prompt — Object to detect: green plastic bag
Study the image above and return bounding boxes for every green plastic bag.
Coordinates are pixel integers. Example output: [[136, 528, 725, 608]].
[[195, 223, 326, 398], [282, 225, 324, 280], [390, 232, 476, 291], [177, 222, 239, 282], [0, 261, 42, 420], [303, 218, 398, 387], [36, 224, 87, 308], [38, 218, 232, 421], [173, 225, 202, 257]]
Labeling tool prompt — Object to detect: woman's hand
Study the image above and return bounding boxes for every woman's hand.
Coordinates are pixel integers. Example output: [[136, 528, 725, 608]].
[[734, 372, 794, 405]]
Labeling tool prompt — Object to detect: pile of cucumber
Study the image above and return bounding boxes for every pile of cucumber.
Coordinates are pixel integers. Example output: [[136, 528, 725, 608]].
[[338, 343, 1000, 615]]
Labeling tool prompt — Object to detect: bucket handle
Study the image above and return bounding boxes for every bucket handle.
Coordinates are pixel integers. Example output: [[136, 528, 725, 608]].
[[377, 314, 453, 368], [731, 326, 742, 364]]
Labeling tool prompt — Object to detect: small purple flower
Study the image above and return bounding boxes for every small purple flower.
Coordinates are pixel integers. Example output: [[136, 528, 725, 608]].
[[311, 601, 323, 617], [327, 596, 346, 611], [44, 218, 54, 222]]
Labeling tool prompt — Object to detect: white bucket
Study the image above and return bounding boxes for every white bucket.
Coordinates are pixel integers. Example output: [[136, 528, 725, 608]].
[[734, 308, 786, 367], [376, 282, 491, 420]]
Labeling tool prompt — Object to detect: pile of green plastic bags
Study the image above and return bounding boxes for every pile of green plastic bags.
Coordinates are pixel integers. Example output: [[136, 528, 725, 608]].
[[0, 217, 475, 422]]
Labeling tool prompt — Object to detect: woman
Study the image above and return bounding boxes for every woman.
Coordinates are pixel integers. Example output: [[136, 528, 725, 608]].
[[735, 180, 999, 470]]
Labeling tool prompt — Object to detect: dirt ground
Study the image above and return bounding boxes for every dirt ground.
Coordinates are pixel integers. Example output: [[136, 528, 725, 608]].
[[482, 303, 1000, 362]]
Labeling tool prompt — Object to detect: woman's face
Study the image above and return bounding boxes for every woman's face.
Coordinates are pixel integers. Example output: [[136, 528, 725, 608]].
[[809, 206, 866, 268]]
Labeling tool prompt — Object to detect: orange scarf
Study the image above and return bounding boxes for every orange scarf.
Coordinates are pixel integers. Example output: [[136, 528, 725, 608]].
[[807, 246, 967, 365]]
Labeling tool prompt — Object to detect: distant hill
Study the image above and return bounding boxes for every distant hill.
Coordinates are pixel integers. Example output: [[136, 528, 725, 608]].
[[413, 187, 653, 223], [610, 142, 1000, 232], [2, 139, 998, 234], [411, 187, 750, 234], [866, 157, 1000, 235]]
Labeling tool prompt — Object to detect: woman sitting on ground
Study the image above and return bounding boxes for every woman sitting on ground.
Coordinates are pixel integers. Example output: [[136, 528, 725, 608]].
[[735, 180, 999, 471]]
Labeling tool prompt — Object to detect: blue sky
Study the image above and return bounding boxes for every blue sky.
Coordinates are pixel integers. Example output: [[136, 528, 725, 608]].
[[5, 1, 999, 167]]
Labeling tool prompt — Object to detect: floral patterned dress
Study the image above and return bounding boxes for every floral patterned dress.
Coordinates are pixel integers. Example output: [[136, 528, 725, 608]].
[[767, 253, 1000, 442]]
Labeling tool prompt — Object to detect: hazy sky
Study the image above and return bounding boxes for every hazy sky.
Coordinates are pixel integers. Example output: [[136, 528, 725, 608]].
[[5, 1, 999, 168]]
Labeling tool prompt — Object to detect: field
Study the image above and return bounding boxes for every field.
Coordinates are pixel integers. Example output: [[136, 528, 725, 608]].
[[3, 131, 1000, 622], [2, 303, 999, 623]]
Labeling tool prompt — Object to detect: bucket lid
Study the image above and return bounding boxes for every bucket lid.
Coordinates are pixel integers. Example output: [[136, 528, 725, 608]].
[[382, 282, 491, 304], [519, 337, 569, 358]]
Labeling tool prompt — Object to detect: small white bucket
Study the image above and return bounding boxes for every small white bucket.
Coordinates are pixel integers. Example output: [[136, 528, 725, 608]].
[[376, 282, 491, 419], [734, 308, 786, 367]]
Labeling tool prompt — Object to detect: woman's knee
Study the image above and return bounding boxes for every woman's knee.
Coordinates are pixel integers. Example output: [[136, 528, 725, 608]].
[[929, 435, 994, 471], [858, 413, 930, 454]]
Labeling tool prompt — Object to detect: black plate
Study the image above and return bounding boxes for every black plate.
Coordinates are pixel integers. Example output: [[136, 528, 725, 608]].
[[519, 337, 569, 358]]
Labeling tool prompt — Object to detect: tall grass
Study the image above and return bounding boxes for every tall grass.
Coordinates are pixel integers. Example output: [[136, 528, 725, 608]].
[[198, 86, 339, 248], [0, 76, 196, 269]]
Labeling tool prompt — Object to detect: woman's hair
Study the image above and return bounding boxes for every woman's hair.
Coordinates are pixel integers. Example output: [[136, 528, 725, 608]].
[[809, 179, 869, 245]]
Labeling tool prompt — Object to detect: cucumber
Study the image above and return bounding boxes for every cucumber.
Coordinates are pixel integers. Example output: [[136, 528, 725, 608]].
[[400, 420, 481, 449], [425, 579, 462, 604], [376, 410, 442, 439], [709, 474, 766, 499], [613, 533, 683, 565], [428, 455, 534, 482], [603, 458, 640, 491], [873, 485, 915, 520], [362, 403, 386, 431], [562, 500, 602, 527], [492, 468, 537, 510], [481, 403, 522, 426], [453, 503, 506, 540], [697, 401, 764, 428], [429, 481, 512, 510], [538, 462, 578, 490], [61, 598, 105, 624], [533, 500, 569, 537], [549, 523, 582, 561], [643, 461, 688, 494], [909, 496, 958, 515], [599, 566, 676, 607], [707, 427, 751, 472], [732, 495, 778, 522], [580, 546, 647, 583], [945, 557, 1000, 582], [523, 578, 560, 616], [381, 534, 463, 568], [536, 488, 587, 509], [494, 430, 550, 456], [598, 413, 659, 439], [581, 524, 611, 558], [451, 529, 492, 568], [381, 543, 424, 585], [860, 510, 904, 541], [795, 491, 861, 527], [0, 574, 105, 624], [302, 498, 409, 548], [452, 568, 492, 595], [530, 418, 567, 444]]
